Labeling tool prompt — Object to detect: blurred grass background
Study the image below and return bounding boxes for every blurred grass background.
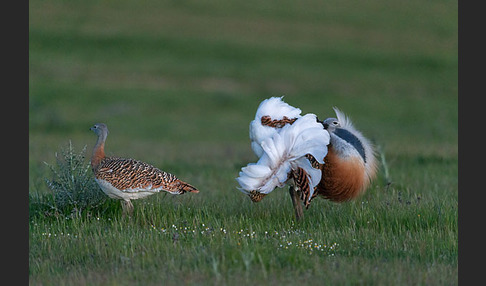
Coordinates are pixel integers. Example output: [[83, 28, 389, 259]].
[[29, 0, 457, 284]]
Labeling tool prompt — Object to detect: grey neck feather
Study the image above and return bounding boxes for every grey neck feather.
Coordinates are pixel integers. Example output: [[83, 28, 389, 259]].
[[94, 129, 108, 149]]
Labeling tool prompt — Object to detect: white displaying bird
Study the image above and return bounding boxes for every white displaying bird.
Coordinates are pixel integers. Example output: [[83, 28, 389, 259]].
[[237, 97, 378, 220], [90, 123, 199, 215], [237, 97, 330, 218]]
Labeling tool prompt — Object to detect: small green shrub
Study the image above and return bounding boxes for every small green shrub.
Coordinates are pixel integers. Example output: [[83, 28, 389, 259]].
[[44, 141, 106, 217]]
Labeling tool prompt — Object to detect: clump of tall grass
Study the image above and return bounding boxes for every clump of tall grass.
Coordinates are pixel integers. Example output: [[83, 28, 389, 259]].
[[43, 141, 106, 217]]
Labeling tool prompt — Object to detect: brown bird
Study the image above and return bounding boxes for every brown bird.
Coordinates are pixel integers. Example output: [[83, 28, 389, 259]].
[[90, 123, 199, 215]]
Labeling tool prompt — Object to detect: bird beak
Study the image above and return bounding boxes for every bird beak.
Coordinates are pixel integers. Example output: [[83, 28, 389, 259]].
[[322, 122, 329, 129]]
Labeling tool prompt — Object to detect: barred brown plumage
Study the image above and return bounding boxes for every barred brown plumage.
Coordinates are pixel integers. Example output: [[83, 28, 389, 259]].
[[248, 190, 267, 202], [260, 115, 297, 128], [95, 157, 178, 192], [90, 123, 199, 215], [290, 167, 312, 208]]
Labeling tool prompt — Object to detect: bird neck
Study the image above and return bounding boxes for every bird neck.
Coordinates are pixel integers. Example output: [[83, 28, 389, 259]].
[[91, 134, 107, 170]]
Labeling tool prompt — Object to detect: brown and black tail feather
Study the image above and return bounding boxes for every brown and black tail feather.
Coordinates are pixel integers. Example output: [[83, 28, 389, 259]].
[[177, 181, 199, 194], [261, 115, 297, 128]]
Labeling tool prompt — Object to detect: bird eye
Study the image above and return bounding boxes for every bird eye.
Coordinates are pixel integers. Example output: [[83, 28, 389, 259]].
[[333, 121, 339, 125]]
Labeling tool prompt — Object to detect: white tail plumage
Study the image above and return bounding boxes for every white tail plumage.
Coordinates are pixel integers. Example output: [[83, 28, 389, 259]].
[[249, 96, 302, 158], [254, 96, 302, 121], [237, 114, 330, 200]]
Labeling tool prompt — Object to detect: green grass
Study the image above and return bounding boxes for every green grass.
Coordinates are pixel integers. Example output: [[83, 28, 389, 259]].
[[29, 0, 457, 284]]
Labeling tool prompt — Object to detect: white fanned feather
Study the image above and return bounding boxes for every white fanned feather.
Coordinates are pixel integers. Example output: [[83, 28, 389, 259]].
[[237, 114, 330, 200], [249, 96, 302, 158]]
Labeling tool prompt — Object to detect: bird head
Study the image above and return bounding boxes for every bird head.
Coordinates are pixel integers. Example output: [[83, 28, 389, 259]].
[[90, 123, 109, 137], [321, 117, 340, 132]]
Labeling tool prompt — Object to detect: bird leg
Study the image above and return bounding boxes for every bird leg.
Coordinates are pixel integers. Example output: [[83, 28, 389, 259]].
[[121, 200, 134, 217], [289, 185, 304, 221]]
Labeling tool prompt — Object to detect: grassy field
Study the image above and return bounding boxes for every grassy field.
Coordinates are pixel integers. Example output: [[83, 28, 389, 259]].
[[29, 0, 458, 285]]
